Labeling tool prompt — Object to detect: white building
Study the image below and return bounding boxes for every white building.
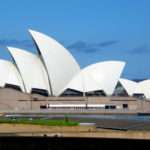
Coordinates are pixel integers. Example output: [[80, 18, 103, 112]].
[[0, 59, 25, 92], [119, 78, 150, 99], [7, 47, 50, 95], [119, 78, 138, 96], [0, 29, 129, 97], [29, 29, 80, 96], [135, 79, 150, 99], [65, 61, 125, 96]]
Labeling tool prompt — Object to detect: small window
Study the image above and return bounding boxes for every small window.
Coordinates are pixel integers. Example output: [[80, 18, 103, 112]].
[[40, 105, 47, 109], [133, 93, 145, 100], [123, 104, 128, 109], [31, 88, 49, 96], [110, 105, 116, 109], [5, 84, 22, 91], [105, 105, 109, 109], [61, 88, 83, 96]]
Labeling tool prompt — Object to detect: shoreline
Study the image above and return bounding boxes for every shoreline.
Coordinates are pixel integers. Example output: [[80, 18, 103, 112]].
[[0, 123, 150, 140]]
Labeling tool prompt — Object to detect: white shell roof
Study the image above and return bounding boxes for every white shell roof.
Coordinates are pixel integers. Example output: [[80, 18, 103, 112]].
[[65, 61, 125, 95], [135, 79, 150, 99], [119, 78, 150, 99], [29, 29, 80, 96], [7, 47, 50, 94], [0, 59, 25, 91], [119, 78, 138, 96]]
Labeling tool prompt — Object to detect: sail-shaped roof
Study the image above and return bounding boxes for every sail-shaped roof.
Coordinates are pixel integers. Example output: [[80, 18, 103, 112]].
[[29, 29, 80, 96], [7, 47, 50, 94], [0, 59, 25, 91], [65, 61, 125, 95]]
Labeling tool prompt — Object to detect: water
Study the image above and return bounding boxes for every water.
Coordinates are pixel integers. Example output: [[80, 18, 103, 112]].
[[45, 114, 150, 122], [6, 114, 150, 122]]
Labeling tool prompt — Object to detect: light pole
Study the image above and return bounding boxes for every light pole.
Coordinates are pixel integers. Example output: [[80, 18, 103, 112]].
[[81, 72, 88, 108], [30, 94, 33, 110]]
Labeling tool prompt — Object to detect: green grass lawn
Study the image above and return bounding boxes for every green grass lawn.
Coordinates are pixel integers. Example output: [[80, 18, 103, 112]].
[[0, 118, 79, 126]]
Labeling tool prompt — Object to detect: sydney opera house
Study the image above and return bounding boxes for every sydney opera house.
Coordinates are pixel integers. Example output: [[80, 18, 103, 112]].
[[0, 29, 150, 112], [0, 29, 126, 97]]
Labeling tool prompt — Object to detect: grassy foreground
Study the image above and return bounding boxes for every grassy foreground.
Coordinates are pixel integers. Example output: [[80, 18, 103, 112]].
[[0, 118, 79, 126]]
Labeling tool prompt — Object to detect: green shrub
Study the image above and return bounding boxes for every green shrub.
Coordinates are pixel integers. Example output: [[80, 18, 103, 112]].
[[0, 118, 78, 126]]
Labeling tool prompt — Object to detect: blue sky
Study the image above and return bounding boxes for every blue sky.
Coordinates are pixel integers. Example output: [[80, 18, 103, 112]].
[[0, 0, 150, 79]]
